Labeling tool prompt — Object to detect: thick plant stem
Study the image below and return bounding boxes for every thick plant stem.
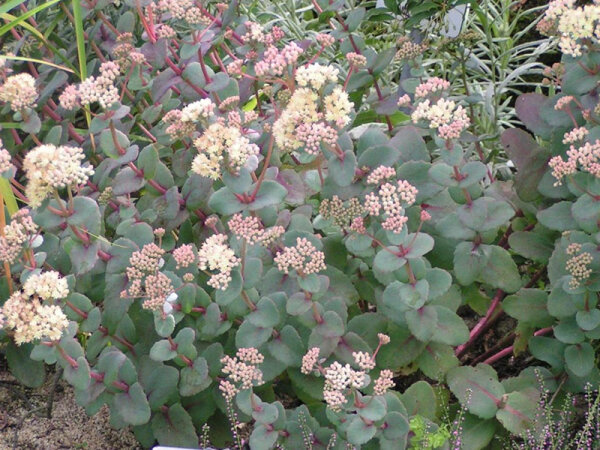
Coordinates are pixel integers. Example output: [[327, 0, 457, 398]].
[[455, 289, 505, 358], [483, 327, 553, 365]]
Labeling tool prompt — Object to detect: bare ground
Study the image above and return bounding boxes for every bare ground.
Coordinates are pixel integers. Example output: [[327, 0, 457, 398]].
[[0, 368, 140, 450]]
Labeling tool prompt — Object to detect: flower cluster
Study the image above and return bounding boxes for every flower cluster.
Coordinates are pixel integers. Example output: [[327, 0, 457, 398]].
[[563, 127, 589, 145], [23, 271, 69, 301], [59, 61, 120, 110], [373, 370, 395, 396], [319, 196, 363, 229], [23, 144, 95, 208], [302, 334, 393, 411], [565, 243, 594, 289], [412, 97, 470, 140], [197, 234, 240, 290], [0, 209, 39, 264], [191, 123, 259, 180], [273, 65, 353, 155], [219, 348, 264, 400], [0, 73, 37, 112], [173, 244, 196, 269], [346, 52, 367, 68], [255, 42, 303, 77], [415, 77, 451, 98], [364, 171, 418, 233], [121, 242, 175, 311], [162, 110, 196, 140], [227, 214, 284, 246], [181, 99, 216, 123], [142, 272, 175, 311], [301, 347, 321, 375], [0, 271, 69, 345], [366, 166, 397, 185], [323, 361, 366, 411], [296, 63, 339, 90], [274, 237, 326, 277], [542, 1, 600, 57], [549, 140, 600, 185], [112, 33, 146, 69], [395, 37, 428, 60], [0, 138, 15, 177], [157, 0, 205, 25]]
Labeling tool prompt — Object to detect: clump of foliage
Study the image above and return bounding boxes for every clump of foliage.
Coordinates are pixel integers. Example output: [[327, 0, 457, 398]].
[[0, 0, 599, 448]]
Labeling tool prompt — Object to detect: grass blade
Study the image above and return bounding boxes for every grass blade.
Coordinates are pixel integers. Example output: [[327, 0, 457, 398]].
[[0, 179, 18, 215], [71, 0, 87, 80], [0, 0, 61, 37], [0, 0, 26, 16], [1, 12, 78, 73], [1, 54, 75, 73]]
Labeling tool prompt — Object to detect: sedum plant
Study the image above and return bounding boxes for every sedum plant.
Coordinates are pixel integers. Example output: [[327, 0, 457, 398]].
[[0, 0, 599, 449]]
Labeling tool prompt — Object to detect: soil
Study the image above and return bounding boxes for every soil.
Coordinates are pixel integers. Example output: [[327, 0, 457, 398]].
[[0, 359, 140, 450]]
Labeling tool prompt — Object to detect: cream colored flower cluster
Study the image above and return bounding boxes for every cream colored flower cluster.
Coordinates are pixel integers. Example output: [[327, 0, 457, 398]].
[[197, 234, 240, 290], [219, 348, 264, 400], [59, 61, 120, 110], [411, 97, 470, 140], [191, 122, 259, 180], [23, 144, 94, 208], [274, 237, 326, 277], [296, 63, 339, 90], [23, 271, 69, 300], [0, 271, 69, 345], [180, 99, 216, 123], [0, 209, 39, 264], [0, 73, 37, 112], [565, 243, 594, 289], [549, 139, 600, 186], [542, 0, 600, 57], [273, 64, 353, 155]]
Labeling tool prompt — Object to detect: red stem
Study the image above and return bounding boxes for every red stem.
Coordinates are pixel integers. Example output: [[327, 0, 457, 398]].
[[456, 289, 505, 357], [483, 327, 553, 365]]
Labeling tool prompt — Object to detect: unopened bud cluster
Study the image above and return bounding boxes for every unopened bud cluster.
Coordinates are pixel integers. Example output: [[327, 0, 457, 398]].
[[319, 196, 364, 229], [219, 347, 264, 400], [301, 334, 393, 411], [227, 213, 285, 246], [549, 140, 600, 185], [0, 138, 14, 177], [122, 242, 175, 311], [364, 168, 418, 234], [565, 243, 594, 289], [59, 61, 120, 110], [0, 209, 39, 264]]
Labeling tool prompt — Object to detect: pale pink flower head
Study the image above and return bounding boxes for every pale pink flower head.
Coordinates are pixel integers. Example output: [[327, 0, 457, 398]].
[[301, 347, 320, 375], [373, 369, 395, 396]]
